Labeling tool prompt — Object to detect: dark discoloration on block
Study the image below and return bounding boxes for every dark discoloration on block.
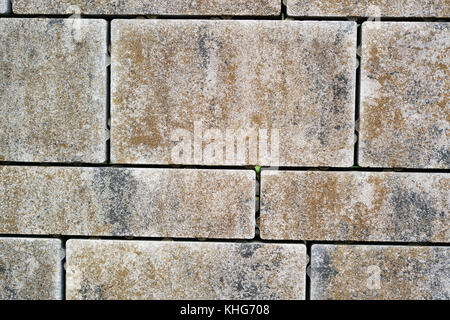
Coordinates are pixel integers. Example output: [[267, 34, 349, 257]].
[[0, 18, 107, 163], [310, 246, 339, 300], [0, 166, 255, 239], [389, 185, 440, 241], [111, 20, 356, 166], [93, 168, 138, 236], [311, 245, 450, 300], [0, 238, 62, 300], [360, 22, 449, 169], [260, 171, 449, 242], [287, 0, 449, 18], [66, 240, 307, 300], [12, 0, 280, 15]]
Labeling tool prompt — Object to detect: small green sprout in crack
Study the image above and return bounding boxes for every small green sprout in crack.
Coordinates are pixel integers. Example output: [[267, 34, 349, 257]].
[[255, 166, 261, 174]]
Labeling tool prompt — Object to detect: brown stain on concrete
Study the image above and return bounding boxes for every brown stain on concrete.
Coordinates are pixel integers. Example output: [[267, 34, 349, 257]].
[[112, 21, 356, 166], [361, 23, 449, 168]]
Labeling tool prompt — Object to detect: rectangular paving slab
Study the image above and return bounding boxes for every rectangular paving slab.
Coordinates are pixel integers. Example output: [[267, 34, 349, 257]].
[[0, 166, 255, 239], [111, 20, 356, 167], [287, 0, 449, 18], [359, 22, 449, 169], [311, 245, 450, 300], [0, 18, 107, 163], [12, 0, 280, 15], [0, 238, 63, 300], [260, 171, 449, 242], [66, 240, 307, 300]]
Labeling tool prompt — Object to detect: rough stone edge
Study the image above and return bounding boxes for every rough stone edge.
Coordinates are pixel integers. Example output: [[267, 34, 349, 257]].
[[94, 18, 109, 164]]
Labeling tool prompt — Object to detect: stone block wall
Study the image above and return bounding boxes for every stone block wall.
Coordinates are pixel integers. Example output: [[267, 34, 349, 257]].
[[0, 1, 448, 300]]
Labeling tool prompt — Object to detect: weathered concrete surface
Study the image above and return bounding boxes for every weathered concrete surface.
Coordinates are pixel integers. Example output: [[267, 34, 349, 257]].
[[287, 0, 449, 18], [12, 0, 280, 16], [111, 20, 356, 167], [260, 171, 449, 242], [360, 22, 449, 169], [1, 0, 9, 14], [0, 166, 255, 238], [311, 245, 450, 300], [0, 238, 63, 300], [66, 240, 307, 300], [0, 18, 107, 163]]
